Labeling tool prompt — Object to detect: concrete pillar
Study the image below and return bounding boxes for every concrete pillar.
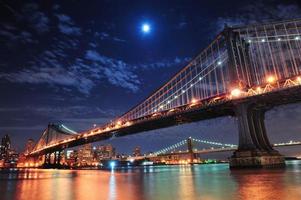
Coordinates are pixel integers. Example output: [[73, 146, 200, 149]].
[[230, 103, 285, 168], [43, 153, 51, 166], [46, 153, 51, 165], [56, 151, 61, 166], [43, 154, 47, 164], [53, 152, 57, 165], [187, 137, 195, 163]]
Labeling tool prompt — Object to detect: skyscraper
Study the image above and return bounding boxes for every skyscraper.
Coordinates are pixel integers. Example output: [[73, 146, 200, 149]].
[[93, 144, 116, 161], [0, 135, 11, 160], [133, 146, 141, 157], [77, 144, 93, 166], [24, 139, 35, 154]]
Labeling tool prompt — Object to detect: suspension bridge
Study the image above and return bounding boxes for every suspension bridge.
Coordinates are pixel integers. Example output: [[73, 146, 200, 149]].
[[128, 137, 301, 161], [28, 18, 301, 168]]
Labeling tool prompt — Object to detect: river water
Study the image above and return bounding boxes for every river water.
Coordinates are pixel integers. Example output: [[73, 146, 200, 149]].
[[0, 161, 301, 200]]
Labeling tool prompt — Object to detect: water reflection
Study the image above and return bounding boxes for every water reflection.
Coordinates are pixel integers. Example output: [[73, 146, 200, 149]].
[[231, 169, 286, 200], [109, 172, 116, 200], [0, 161, 301, 200], [230, 162, 301, 200]]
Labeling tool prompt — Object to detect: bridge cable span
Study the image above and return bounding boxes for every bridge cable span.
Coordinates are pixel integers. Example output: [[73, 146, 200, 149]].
[[30, 19, 301, 155]]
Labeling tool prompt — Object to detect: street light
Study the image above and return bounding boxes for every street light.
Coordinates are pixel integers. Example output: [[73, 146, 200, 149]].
[[230, 88, 242, 97], [256, 87, 262, 93], [266, 75, 276, 84], [191, 98, 198, 104], [125, 121, 132, 126]]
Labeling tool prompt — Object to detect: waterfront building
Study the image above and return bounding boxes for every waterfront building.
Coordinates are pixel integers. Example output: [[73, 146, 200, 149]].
[[0, 135, 11, 160], [133, 146, 141, 157], [24, 139, 35, 154], [77, 144, 93, 166], [65, 150, 77, 166], [93, 144, 116, 161]]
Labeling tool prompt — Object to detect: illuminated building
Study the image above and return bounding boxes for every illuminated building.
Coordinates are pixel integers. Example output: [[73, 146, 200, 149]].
[[93, 144, 116, 161], [77, 144, 93, 166], [24, 139, 35, 154], [65, 150, 77, 166], [0, 134, 11, 160], [133, 146, 141, 157]]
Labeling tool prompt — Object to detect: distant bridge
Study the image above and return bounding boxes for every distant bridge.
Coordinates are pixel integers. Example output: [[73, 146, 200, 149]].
[[127, 137, 301, 161]]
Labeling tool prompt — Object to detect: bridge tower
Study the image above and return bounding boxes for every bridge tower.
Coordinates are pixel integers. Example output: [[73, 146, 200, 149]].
[[30, 124, 77, 168], [224, 27, 285, 168], [187, 137, 195, 163]]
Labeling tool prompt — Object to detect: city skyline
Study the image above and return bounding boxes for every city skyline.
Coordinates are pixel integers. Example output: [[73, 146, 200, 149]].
[[1, 0, 301, 155]]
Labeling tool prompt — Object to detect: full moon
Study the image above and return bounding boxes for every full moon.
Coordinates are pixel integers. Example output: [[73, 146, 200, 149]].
[[142, 23, 150, 33]]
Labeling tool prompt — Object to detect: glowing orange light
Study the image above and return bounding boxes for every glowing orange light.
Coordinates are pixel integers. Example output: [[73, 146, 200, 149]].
[[117, 121, 122, 126], [168, 108, 175, 112], [125, 121, 132, 126], [191, 98, 198, 104], [230, 88, 242, 97], [256, 87, 261, 91], [266, 75, 276, 84], [296, 76, 301, 83]]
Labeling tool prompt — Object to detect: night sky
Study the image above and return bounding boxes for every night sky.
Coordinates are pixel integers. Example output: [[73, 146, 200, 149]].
[[1, 0, 301, 156]]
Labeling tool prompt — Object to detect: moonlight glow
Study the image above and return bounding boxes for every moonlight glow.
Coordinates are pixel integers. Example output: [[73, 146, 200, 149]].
[[142, 23, 151, 33]]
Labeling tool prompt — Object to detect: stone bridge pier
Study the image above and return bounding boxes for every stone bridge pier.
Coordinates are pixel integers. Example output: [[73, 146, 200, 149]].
[[230, 102, 285, 168]]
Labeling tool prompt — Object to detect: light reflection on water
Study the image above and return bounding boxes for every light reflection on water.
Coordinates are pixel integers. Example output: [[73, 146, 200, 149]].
[[0, 161, 301, 200]]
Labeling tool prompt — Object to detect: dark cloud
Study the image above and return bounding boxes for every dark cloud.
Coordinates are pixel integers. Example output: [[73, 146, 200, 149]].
[[1, 38, 188, 95], [95, 31, 126, 43], [21, 3, 50, 33], [56, 14, 81, 36], [0, 125, 45, 131], [0, 2, 192, 96], [85, 50, 140, 92], [177, 22, 188, 29], [0, 29, 36, 44], [216, 2, 301, 32], [139, 57, 190, 69], [0, 67, 95, 95]]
